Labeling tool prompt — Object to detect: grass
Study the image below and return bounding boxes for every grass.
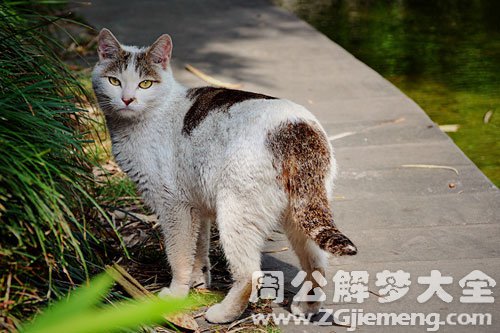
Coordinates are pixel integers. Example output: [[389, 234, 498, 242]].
[[96, 172, 139, 208], [392, 78, 500, 185], [0, 1, 117, 327]]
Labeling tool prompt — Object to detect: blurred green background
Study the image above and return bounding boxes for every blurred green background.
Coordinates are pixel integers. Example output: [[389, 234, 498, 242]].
[[277, 0, 500, 186]]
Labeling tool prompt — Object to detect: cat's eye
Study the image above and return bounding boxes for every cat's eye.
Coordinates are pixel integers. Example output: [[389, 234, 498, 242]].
[[108, 77, 121, 86], [139, 80, 153, 89]]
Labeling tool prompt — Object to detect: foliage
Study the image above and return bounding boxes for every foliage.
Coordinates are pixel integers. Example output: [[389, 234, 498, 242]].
[[0, 0, 110, 325], [19, 272, 194, 333]]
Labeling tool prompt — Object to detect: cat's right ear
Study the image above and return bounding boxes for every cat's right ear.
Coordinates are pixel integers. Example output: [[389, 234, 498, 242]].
[[98, 28, 121, 61]]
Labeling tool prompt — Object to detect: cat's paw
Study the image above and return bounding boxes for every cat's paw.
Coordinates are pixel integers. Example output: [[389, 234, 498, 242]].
[[204, 303, 240, 324], [191, 266, 211, 289], [158, 287, 174, 298], [158, 284, 189, 299], [290, 300, 322, 317]]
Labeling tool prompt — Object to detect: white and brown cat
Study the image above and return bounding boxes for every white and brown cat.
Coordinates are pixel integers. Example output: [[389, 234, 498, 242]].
[[92, 28, 357, 323]]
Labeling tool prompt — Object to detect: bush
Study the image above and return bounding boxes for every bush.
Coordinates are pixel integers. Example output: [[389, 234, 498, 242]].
[[0, 1, 106, 325]]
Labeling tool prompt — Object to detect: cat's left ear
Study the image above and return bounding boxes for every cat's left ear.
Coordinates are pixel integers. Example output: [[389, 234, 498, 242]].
[[148, 34, 172, 70]]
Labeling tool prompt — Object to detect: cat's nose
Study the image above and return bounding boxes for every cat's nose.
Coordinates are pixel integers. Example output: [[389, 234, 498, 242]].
[[122, 97, 135, 106]]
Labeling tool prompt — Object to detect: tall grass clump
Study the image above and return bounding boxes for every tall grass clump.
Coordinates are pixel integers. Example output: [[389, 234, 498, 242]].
[[0, 1, 107, 326]]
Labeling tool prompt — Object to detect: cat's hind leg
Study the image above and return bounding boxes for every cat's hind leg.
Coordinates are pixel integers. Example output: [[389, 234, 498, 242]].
[[204, 190, 276, 323], [191, 217, 211, 289], [283, 219, 328, 317]]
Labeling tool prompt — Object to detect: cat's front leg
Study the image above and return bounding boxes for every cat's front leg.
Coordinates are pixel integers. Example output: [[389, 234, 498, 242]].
[[158, 204, 201, 298]]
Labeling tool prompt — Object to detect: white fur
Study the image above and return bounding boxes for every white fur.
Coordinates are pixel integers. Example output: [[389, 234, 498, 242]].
[[92, 34, 337, 323]]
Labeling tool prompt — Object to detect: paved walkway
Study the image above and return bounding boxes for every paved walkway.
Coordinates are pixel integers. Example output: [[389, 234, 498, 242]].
[[78, 1, 499, 332]]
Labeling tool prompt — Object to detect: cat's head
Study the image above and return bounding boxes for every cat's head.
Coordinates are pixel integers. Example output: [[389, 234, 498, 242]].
[[92, 29, 173, 119]]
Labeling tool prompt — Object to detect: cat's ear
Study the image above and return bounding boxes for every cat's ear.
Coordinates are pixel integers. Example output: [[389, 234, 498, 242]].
[[98, 28, 121, 61], [148, 34, 172, 70]]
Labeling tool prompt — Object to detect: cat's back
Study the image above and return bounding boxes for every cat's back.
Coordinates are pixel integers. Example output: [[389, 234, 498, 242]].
[[178, 86, 328, 179], [180, 86, 320, 144]]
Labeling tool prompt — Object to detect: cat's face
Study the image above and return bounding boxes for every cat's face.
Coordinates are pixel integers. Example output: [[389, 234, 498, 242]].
[[92, 29, 172, 119]]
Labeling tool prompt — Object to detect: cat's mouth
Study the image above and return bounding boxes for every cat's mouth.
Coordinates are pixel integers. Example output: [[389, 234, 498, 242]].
[[117, 106, 134, 112], [114, 107, 138, 116]]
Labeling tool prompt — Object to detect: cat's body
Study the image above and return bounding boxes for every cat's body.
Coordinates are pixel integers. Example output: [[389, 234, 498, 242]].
[[93, 29, 356, 323]]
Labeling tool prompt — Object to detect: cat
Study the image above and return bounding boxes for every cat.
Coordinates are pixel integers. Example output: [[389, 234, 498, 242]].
[[92, 28, 357, 324]]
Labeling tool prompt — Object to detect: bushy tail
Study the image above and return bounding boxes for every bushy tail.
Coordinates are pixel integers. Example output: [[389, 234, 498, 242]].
[[267, 120, 357, 256], [291, 195, 357, 255]]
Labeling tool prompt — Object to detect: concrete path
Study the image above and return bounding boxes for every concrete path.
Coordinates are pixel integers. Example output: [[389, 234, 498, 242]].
[[77, 1, 499, 332]]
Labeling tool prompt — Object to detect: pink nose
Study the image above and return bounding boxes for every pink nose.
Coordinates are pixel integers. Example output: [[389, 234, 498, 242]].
[[122, 98, 134, 106]]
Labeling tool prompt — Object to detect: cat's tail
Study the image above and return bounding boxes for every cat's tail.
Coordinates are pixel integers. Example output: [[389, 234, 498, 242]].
[[266, 120, 357, 256], [289, 197, 358, 256]]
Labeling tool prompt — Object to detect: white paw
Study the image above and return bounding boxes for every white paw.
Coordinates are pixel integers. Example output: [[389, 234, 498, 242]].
[[158, 284, 189, 299], [158, 287, 174, 298], [290, 300, 322, 317], [205, 303, 239, 324]]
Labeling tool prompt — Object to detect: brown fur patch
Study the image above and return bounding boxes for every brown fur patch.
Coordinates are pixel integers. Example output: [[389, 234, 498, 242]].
[[182, 87, 276, 135], [266, 121, 356, 255]]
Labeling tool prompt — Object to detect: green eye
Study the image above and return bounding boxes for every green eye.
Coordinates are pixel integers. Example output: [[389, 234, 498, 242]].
[[139, 80, 153, 89], [108, 77, 120, 86]]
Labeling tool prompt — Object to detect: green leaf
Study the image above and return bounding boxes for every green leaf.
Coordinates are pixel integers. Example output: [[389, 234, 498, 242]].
[[20, 272, 195, 333]]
